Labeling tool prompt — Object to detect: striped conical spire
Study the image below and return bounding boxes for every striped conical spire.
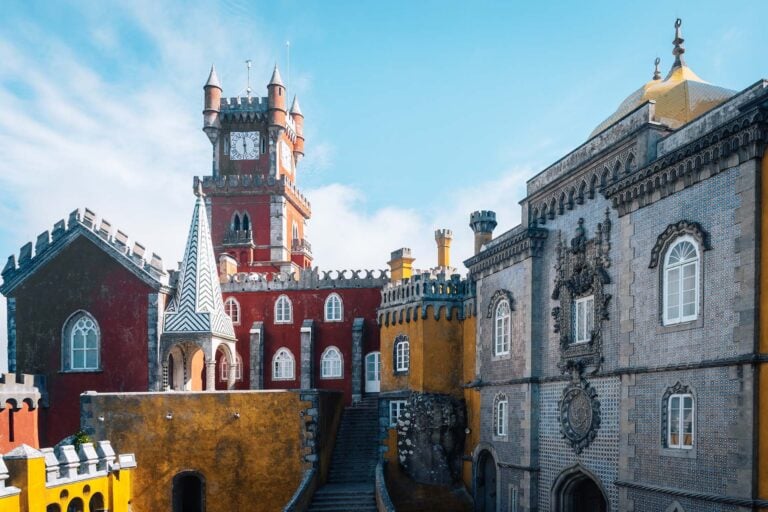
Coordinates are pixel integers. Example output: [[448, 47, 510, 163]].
[[163, 187, 235, 339]]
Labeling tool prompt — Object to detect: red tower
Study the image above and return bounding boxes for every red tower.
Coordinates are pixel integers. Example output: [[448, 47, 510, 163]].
[[198, 65, 312, 273]]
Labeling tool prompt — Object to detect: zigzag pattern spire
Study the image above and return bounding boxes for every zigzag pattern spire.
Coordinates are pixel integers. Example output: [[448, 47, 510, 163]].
[[163, 192, 235, 339]]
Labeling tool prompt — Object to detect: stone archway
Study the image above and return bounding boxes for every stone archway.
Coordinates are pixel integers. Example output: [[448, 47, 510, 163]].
[[474, 449, 497, 512], [551, 464, 608, 512]]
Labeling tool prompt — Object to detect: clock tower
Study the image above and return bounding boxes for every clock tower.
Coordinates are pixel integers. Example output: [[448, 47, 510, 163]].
[[197, 64, 311, 274]]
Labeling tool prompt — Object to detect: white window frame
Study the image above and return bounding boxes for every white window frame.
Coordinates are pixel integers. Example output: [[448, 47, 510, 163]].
[[389, 400, 407, 427], [320, 346, 343, 379], [494, 300, 511, 356], [508, 485, 519, 512], [494, 395, 508, 437], [224, 297, 240, 325], [272, 348, 295, 380], [395, 338, 410, 372], [63, 311, 101, 372], [274, 295, 293, 324], [667, 393, 694, 449], [573, 295, 594, 344], [662, 236, 700, 326], [324, 293, 343, 322], [220, 352, 243, 381]]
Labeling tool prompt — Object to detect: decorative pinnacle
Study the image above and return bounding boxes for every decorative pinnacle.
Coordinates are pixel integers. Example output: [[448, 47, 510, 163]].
[[269, 64, 284, 87], [652, 57, 661, 80], [672, 18, 686, 68], [194, 179, 205, 198], [205, 65, 221, 89], [290, 95, 303, 115], [246, 59, 252, 98]]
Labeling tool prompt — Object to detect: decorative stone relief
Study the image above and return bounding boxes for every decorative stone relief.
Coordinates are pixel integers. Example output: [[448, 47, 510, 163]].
[[551, 210, 612, 373], [486, 289, 514, 318], [559, 367, 601, 454], [649, 220, 711, 268], [661, 381, 692, 447]]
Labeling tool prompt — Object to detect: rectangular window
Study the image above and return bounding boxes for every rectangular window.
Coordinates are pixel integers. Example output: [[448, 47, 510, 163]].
[[389, 400, 407, 427], [509, 486, 518, 512], [668, 394, 694, 449], [496, 400, 507, 436], [573, 295, 594, 343]]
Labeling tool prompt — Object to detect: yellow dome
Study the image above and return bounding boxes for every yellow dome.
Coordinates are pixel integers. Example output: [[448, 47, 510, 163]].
[[590, 20, 735, 138]]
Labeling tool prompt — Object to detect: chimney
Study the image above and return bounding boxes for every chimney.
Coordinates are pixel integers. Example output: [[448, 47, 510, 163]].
[[219, 254, 238, 283], [387, 248, 415, 283], [469, 211, 497, 255], [434, 229, 453, 268]]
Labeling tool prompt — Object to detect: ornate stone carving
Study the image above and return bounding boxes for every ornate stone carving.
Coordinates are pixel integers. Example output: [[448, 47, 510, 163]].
[[551, 210, 612, 373], [559, 375, 601, 454], [486, 289, 515, 318], [649, 220, 711, 268], [661, 381, 692, 447]]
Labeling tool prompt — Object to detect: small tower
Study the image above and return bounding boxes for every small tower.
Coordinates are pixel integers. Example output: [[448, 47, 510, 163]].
[[387, 248, 415, 283], [469, 211, 497, 255], [291, 96, 305, 161], [267, 65, 287, 129], [202, 65, 222, 144], [434, 229, 453, 268]]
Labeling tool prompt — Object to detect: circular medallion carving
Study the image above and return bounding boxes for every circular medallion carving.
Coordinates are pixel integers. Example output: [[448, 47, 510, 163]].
[[559, 378, 601, 454]]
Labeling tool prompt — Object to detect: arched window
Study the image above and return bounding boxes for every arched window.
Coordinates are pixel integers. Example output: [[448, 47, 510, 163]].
[[274, 295, 292, 324], [663, 383, 694, 449], [494, 300, 511, 355], [67, 498, 84, 512], [220, 352, 243, 381], [292, 221, 299, 241], [320, 346, 343, 378], [88, 493, 105, 512], [493, 393, 508, 437], [273, 348, 295, 380], [394, 335, 409, 373], [324, 293, 343, 322], [62, 311, 100, 372], [242, 212, 250, 232], [224, 297, 240, 324], [663, 237, 700, 325], [232, 212, 241, 231]]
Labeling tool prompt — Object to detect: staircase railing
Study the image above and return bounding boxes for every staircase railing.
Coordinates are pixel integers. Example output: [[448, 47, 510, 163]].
[[375, 461, 397, 512]]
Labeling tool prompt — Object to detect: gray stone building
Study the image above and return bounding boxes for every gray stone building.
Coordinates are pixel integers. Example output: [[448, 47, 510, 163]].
[[464, 20, 768, 512]]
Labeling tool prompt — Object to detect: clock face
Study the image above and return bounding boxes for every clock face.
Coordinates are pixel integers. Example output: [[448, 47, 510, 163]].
[[230, 131, 259, 160], [280, 140, 293, 171]]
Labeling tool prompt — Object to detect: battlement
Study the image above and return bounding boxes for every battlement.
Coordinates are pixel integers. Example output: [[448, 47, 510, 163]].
[[220, 96, 269, 112], [469, 210, 497, 233], [0, 441, 136, 499], [380, 271, 469, 309], [1, 208, 167, 295], [220, 267, 389, 292], [195, 175, 311, 215], [0, 373, 45, 409]]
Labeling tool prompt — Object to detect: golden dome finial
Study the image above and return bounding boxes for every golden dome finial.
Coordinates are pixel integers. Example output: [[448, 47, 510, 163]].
[[653, 57, 662, 81], [672, 18, 686, 69]]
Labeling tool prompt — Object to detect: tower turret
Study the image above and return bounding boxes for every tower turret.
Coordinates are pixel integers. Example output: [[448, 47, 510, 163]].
[[469, 210, 497, 255], [290, 96, 305, 159], [267, 65, 287, 129], [202, 65, 222, 145], [434, 229, 452, 268]]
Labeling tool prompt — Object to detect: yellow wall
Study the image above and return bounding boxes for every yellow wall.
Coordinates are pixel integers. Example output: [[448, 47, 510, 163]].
[[759, 150, 768, 499], [461, 314, 479, 489], [1, 447, 133, 512], [81, 390, 343, 512]]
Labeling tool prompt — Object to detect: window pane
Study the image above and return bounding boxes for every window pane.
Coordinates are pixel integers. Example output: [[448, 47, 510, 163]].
[[86, 349, 97, 369], [86, 331, 98, 349], [586, 298, 594, 338]]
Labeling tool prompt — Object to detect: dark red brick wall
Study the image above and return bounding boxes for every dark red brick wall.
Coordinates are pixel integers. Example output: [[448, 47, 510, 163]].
[[12, 236, 154, 444]]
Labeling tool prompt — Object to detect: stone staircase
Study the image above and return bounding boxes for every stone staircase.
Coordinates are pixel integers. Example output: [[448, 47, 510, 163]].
[[307, 394, 379, 512]]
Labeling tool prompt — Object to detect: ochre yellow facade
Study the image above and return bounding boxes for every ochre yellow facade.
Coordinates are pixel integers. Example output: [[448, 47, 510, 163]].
[[81, 389, 342, 512], [759, 148, 768, 499], [0, 444, 134, 512]]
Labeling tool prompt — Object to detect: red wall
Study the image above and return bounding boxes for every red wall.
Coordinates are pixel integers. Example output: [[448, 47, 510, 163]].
[[0, 401, 38, 453], [12, 236, 155, 445], [224, 287, 382, 403]]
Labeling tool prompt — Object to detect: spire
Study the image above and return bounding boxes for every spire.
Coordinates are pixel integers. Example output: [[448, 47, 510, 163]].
[[290, 95, 302, 116], [269, 64, 284, 87], [671, 18, 686, 69], [205, 65, 222, 90], [652, 57, 661, 80], [162, 191, 235, 340]]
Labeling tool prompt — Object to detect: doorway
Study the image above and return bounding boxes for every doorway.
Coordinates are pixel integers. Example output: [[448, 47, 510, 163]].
[[172, 471, 205, 512], [552, 465, 608, 512], [365, 352, 380, 392], [475, 450, 497, 512]]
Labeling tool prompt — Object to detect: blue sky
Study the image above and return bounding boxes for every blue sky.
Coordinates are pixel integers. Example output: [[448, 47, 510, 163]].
[[0, 0, 766, 368]]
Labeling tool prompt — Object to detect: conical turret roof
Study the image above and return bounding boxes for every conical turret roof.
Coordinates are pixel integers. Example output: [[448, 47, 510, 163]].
[[269, 65, 284, 87], [290, 95, 302, 115], [163, 188, 235, 340], [205, 65, 222, 89]]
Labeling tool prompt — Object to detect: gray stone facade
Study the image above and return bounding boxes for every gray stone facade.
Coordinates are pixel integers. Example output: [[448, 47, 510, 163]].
[[466, 76, 768, 511]]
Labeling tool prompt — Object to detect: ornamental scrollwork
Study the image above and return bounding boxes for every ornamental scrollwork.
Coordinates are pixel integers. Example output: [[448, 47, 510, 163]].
[[559, 375, 601, 454], [648, 220, 711, 269], [486, 289, 515, 318], [552, 209, 612, 373], [660, 381, 693, 447]]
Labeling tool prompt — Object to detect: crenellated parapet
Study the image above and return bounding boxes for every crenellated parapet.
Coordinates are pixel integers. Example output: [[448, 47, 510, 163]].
[[377, 271, 473, 326], [195, 174, 311, 217], [0, 373, 45, 409], [218, 96, 299, 141], [220, 267, 389, 292], [0, 208, 169, 296], [464, 225, 549, 277]]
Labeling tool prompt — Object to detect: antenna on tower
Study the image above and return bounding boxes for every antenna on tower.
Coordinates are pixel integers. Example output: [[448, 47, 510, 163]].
[[286, 40, 291, 91], [245, 59, 252, 98]]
